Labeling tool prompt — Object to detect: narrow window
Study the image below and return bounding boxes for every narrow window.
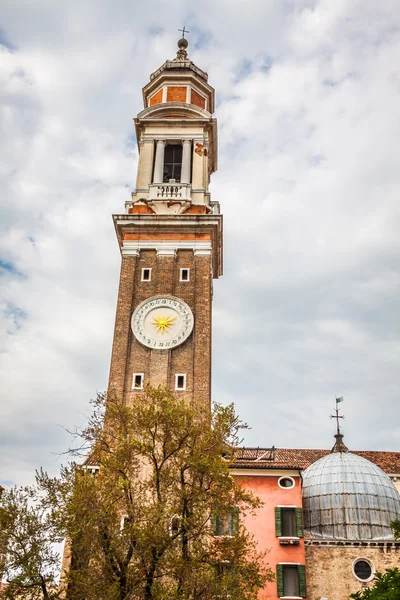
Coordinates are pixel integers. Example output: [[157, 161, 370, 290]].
[[276, 564, 306, 598], [163, 144, 183, 182], [180, 268, 190, 282], [175, 374, 186, 391], [281, 509, 296, 537], [132, 373, 144, 390], [141, 268, 151, 282], [275, 507, 303, 538]]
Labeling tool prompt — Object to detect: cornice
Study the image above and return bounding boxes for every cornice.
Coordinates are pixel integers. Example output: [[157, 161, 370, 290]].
[[113, 213, 223, 277]]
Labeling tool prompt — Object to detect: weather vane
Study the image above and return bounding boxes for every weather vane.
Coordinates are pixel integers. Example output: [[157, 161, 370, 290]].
[[178, 26, 190, 39], [330, 396, 345, 435]]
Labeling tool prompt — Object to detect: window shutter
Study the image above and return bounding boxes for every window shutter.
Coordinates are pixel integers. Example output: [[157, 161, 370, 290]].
[[298, 565, 306, 597], [295, 507, 303, 538], [275, 507, 282, 537], [232, 506, 239, 536], [211, 513, 217, 535], [276, 564, 284, 598]]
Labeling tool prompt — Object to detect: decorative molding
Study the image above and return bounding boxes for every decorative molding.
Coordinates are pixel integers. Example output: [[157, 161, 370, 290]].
[[122, 240, 212, 257], [156, 248, 177, 257]]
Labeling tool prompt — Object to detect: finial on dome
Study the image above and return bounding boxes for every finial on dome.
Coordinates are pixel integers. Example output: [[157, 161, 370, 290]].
[[330, 396, 348, 453], [176, 26, 190, 60], [331, 432, 349, 453]]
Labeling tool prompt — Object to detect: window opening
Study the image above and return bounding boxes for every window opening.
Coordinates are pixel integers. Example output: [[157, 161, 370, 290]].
[[278, 476, 295, 488], [212, 507, 239, 537], [283, 565, 299, 597], [277, 564, 306, 598], [141, 268, 151, 282], [180, 268, 190, 282], [281, 509, 296, 537], [175, 374, 186, 391], [353, 559, 373, 582], [163, 144, 183, 182], [132, 373, 144, 390], [275, 507, 303, 538]]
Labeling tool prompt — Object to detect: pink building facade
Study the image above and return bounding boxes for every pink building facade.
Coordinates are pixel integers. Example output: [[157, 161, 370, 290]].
[[234, 464, 306, 600]]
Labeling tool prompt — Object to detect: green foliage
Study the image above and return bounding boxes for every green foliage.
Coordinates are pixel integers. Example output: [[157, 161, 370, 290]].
[[0, 485, 63, 599], [38, 386, 273, 600], [391, 519, 400, 540], [350, 568, 400, 600]]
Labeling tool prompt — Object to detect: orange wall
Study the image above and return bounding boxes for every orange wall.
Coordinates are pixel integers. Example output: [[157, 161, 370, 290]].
[[235, 473, 306, 600]]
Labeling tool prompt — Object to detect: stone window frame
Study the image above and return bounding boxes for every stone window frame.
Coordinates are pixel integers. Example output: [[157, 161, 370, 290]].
[[352, 557, 375, 583], [141, 268, 152, 282], [278, 476, 295, 489], [132, 373, 144, 390], [179, 268, 190, 282], [175, 374, 186, 391]]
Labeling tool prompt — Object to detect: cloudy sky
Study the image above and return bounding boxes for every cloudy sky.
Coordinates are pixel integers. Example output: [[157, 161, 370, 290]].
[[1, 0, 400, 487]]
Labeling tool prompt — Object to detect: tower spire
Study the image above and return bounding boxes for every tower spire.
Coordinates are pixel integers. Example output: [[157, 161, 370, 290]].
[[176, 27, 190, 60], [330, 397, 348, 453]]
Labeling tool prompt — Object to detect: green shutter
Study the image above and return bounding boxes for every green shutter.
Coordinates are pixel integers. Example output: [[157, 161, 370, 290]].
[[276, 564, 284, 598], [211, 513, 217, 535], [295, 508, 303, 538], [232, 506, 239, 536], [298, 565, 306, 598], [275, 507, 282, 537]]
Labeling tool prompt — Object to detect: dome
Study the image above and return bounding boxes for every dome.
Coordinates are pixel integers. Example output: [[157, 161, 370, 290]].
[[302, 438, 400, 540]]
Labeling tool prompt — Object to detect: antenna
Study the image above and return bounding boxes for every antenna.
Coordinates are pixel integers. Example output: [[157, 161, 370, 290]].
[[330, 397, 345, 435]]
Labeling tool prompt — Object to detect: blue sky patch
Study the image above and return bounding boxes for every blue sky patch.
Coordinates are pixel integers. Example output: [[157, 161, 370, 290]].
[[0, 259, 25, 278], [0, 27, 16, 51]]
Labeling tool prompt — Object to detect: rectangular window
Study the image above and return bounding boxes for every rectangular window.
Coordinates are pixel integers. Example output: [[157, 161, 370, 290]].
[[132, 373, 144, 390], [212, 507, 239, 537], [179, 268, 190, 282], [163, 144, 183, 182], [175, 374, 186, 391], [275, 507, 303, 538], [85, 465, 100, 475], [141, 268, 152, 282], [276, 564, 306, 598]]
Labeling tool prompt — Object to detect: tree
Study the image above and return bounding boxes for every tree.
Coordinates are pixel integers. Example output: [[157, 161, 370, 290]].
[[350, 568, 400, 600], [0, 485, 63, 599], [391, 519, 400, 540], [39, 386, 273, 600]]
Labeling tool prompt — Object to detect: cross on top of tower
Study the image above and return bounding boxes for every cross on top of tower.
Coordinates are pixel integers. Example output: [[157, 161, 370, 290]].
[[175, 26, 190, 60], [178, 26, 190, 38]]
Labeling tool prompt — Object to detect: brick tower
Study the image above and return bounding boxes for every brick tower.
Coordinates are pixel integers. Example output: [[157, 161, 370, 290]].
[[108, 37, 222, 410]]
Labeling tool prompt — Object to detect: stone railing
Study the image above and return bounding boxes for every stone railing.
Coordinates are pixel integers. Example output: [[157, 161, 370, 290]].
[[149, 183, 191, 201]]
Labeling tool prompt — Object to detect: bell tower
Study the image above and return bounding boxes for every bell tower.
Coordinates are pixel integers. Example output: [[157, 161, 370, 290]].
[[108, 38, 222, 410]]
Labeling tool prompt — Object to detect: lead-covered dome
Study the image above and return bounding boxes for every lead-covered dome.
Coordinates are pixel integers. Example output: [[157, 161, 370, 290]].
[[302, 434, 400, 540]]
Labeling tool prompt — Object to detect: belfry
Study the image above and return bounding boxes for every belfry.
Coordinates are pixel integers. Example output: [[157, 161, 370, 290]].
[[108, 37, 222, 409]]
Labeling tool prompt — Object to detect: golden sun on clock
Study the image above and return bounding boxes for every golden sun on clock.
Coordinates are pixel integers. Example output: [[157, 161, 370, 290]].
[[131, 295, 194, 350]]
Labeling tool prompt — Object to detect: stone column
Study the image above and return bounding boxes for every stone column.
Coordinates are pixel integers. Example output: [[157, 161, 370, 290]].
[[181, 139, 192, 184], [153, 139, 166, 184]]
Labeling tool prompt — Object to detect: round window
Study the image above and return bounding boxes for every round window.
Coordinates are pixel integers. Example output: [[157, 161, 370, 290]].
[[278, 477, 295, 489], [353, 559, 374, 582]]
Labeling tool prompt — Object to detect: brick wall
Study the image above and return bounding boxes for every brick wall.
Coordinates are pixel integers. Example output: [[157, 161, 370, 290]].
[[306, 543, 400, 600], [108, 249, 212, 410]]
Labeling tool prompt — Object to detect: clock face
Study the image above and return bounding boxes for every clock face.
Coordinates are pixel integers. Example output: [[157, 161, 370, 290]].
[[131, 295, 194, 350]]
